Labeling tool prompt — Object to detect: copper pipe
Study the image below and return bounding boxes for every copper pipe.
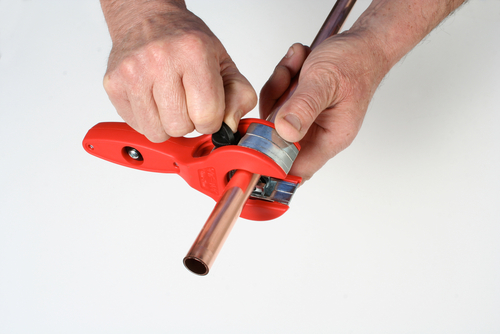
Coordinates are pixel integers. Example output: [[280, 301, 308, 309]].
[[184, 171, 261, 275], [311, 0, 357, 49], [183, 0, 357, 275]]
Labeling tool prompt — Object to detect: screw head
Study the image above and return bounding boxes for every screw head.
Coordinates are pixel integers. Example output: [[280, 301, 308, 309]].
[[126, 147, 143, 160]]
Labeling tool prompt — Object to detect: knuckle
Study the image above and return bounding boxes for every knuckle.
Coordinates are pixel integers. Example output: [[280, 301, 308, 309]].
[[228, 81, 257, 112], [112, 43, 169, 81], [179, 32, 213, 56], [164, 120, 195, 137], [116, 56, 143, 80], [177, 33, 221, 71], [102, 74, 119, 96], [242, 86, 258, 111], [143, 42, 172, 66]]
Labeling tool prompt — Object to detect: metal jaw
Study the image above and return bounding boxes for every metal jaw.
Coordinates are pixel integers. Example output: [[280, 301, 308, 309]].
[[251, 176, 298, 206]]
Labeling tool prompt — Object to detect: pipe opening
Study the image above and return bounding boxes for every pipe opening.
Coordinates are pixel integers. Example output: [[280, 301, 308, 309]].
[[183, 257, 209, 276]]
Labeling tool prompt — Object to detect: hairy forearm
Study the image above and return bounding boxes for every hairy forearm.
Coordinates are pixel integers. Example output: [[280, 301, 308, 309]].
[[351, 0, 467, 69], [100, 0, 187, 41]]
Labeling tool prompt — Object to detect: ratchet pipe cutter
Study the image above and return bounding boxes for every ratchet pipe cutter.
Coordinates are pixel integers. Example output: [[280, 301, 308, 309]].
[[83, 119, 302, 221]]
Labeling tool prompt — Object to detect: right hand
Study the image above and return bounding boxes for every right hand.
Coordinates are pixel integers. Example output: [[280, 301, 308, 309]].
[[102, 5, 256, 142], [260, 36, 390, 182]]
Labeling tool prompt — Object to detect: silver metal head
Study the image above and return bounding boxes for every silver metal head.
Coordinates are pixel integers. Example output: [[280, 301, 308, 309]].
[[238, 123, 299, 174]]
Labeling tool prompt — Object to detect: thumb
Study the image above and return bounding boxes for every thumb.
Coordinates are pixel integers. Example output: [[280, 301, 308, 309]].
[[220, 60, 257, 132], [274, 69, 338, 143]]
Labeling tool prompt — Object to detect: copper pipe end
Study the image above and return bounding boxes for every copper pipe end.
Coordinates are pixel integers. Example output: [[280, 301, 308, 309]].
[[183, 171, 260, 275], [183, 256, 210, 276]]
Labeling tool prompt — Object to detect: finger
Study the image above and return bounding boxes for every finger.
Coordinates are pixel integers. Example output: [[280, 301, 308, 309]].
[[182, 54, 225, 135], [153, 73, 194, 138], [289, 138, 330, 183], [104, 61, 171, 143], [259, 65, 292, 121], [125, 77, 170, 143], [259, 43, 310, 120], [221, 59, 257, 132], [103, 74, 141, 132]]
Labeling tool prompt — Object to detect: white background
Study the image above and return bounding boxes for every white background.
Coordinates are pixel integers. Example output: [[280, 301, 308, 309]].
[[1, 1, 499, 333]]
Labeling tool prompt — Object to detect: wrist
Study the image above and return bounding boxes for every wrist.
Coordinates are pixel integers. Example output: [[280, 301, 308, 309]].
[[349, 0, 466, 69], [100, 0, 187, 42]]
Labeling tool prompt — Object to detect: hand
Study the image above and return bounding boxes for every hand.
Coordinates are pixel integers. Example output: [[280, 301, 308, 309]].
[[260, 0, 467, 182], [260, 34, 389, 182], [101, 3, 256, 142]]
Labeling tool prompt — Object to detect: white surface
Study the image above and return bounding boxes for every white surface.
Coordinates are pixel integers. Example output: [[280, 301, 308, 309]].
[[1, 1, 499, 333]]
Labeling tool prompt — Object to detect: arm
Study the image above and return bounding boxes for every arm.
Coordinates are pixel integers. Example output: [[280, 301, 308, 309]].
[[100, 0, 257, 142], [260, 0, 467, 181]]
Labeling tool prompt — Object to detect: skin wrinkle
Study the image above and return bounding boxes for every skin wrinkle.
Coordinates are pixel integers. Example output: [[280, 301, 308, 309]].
[[301, 58, 345, 108], [308, 36, 379, 109]]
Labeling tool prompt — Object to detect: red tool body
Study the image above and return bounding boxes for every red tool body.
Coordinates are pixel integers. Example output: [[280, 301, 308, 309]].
[[83, 118, 302, 221]]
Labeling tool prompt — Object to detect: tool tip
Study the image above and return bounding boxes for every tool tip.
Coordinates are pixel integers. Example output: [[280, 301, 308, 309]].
[[183, 257, 209, 276]]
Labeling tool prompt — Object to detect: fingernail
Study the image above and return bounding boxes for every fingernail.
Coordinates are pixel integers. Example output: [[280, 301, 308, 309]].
[[284, 114, 301, 132], [285, 46, 294, 58]]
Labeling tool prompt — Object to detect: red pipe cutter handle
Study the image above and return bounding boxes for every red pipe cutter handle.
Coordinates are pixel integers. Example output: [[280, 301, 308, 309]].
[[82, 118, 301, 221]]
